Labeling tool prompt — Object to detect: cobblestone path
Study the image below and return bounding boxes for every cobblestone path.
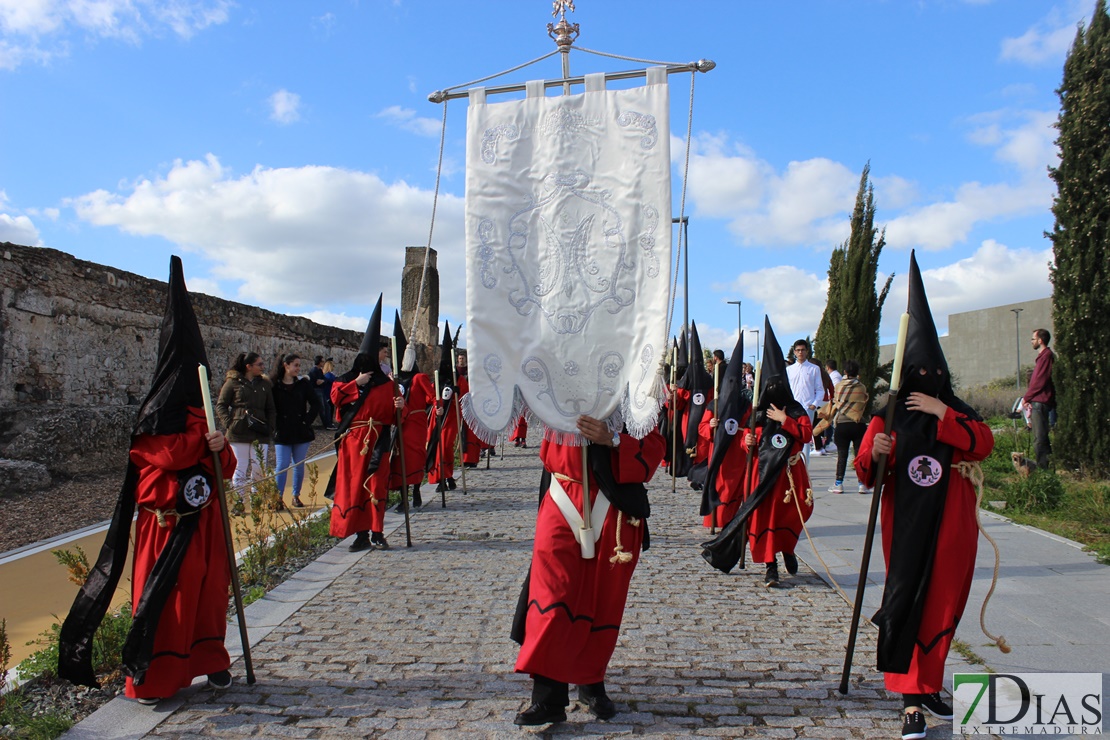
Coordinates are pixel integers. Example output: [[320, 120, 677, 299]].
[[151, 441, 904, 739]]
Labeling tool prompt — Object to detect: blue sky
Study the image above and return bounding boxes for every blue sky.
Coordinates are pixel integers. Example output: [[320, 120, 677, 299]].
[[0, 0, 1085, 363]]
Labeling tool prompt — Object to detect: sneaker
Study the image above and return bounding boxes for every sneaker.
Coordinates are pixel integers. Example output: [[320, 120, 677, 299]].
[[349, 532, 372, 552], [764, 560, 779, 587], [446, 477, 457, 490], [813, 449, 826, 456], [136, 696, 164, 705], [782, 552, 799, 575], [902, 710, 927, 739], [207, 670, 233, 690], [370, 532, 390, 551], [859, 484, 872, 494], [828, 482, 844, 494], [920, 692, 953, 720]]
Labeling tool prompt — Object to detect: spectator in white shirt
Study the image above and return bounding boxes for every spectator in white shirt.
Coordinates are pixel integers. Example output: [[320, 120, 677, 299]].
[[786, 339, 823, 463], [821, 359, 844, 452]]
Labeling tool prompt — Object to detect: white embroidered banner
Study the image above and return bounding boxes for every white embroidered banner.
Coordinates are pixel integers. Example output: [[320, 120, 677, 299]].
[[462, 68, 672, 443]]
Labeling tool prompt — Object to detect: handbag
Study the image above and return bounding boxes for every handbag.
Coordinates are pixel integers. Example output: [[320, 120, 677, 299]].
[[244, 412, 271, 436]]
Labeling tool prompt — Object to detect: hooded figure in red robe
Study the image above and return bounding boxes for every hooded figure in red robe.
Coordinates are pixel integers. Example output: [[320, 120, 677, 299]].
[[855, 252, 993, 738], [425, 322, 460, 493], [661, 334, 689, 475], [389, 311, 434, 511], [696, 331, 752, 529], [59, 256, 237, 702], [326, 295, 402, 552], [509, 417, 665, 726], [671, 323, 713, 489], [701, 317, 813, 587]]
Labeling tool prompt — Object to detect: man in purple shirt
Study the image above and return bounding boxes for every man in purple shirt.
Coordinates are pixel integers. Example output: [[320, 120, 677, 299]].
[[1022, 328, 1055, 468]]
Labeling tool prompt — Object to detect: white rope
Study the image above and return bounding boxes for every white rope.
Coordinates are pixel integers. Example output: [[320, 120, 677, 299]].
[[666, 71, 697, 340], [436, 49, 561, 97], [407, 101, 449, 344]]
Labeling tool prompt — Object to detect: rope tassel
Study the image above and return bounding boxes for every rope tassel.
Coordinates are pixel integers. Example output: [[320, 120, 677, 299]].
[[609, 512, 634, 565]]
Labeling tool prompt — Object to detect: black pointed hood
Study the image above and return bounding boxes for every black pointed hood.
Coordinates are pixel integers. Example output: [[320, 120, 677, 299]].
[[756, 316, 793, 415], [680, 322, 714, 454], [676, 330, 689, 381], [133, 256, 209, 437], [343, 294, 386, 382], [900, 251, 953, 401], [436, 322, 455, 385], [700, 331, 751, 516]]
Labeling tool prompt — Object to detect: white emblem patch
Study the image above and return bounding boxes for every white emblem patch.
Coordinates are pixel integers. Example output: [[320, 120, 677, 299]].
[[771, 433, 788, 449], [908, 455, 943, 487], [724, 418, 739, 436], [693, 392, 705, 406], [182, 474, 211, 508], [442, 386, 453, 400]]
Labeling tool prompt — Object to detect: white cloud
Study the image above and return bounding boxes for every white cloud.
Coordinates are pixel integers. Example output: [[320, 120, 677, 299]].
[[0, 212, 40, 245], [182, 275, 223, 298], [1000, 1, 1088, 66], [376, 105, 443, 138], [880, 240, 1053, 337], [297, 309, 369, 332], [684, 133, 857, 248], [67, 154, 467, 317], [26, 206, 60, 220], [269, 89, 302, 124], [0, 0, 231, 70], [726, 265, 829, 341]]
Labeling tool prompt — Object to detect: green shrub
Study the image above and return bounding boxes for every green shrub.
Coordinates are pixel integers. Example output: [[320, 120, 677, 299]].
[[1004, 470, 1066, 514]]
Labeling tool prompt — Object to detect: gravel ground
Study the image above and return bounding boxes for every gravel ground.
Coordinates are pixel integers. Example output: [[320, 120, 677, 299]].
[[0, 434, 337, 555]]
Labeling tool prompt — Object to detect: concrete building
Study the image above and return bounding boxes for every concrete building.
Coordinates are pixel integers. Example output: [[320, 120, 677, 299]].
[[879, 296, 1053, 390]]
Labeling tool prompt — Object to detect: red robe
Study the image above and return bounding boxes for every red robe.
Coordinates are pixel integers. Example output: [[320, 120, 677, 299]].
[[740, 414, 814, 563], [699, 407, 753, 529], [390, 373, 434, 489], [330, 379, 396, 536], [509, 414, 528, 444], [426, 386, 460, 485], [457, 377, 493, 465], [126, 408, 237, 700], [515, 431, 665, 686], [856, 407, 994, 694]]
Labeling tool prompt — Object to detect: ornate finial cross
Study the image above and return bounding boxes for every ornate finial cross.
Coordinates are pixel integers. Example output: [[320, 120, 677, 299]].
[[552, 0, 575, 19], [548, 0, 579, 50]]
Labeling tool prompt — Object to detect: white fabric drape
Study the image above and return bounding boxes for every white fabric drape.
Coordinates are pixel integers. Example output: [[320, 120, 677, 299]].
[[462, 67, 672, 443]]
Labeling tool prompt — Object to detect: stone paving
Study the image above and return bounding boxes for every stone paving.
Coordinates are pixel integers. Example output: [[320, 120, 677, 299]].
[[144, 440, 925, 739]]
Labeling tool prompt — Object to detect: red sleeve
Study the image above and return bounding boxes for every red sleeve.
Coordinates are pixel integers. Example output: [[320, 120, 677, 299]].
[[780, 412, 813, 445], [331, 378, 361, 407], [612, 430, 666, 483], [854, 416, 892, 488], [130, 418, 236, 474], [936, 407, 995, 462]]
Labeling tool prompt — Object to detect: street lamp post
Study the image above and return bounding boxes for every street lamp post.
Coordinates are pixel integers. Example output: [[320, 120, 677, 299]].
[[1011, 308, 1024, 391], [750, 329, 760, 363], [727, 300, 741, 354]]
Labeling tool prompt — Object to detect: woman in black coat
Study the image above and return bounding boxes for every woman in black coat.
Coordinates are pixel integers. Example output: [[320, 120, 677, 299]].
[[271, 354, 321, 508]]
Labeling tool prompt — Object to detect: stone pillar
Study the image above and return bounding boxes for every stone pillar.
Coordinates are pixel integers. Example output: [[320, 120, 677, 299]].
[[400, 246, 439, 373]]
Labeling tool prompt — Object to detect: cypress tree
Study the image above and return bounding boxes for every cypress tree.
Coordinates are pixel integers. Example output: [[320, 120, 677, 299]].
[[1048, 0, 1110, 476], [815, 164, 893, 393]]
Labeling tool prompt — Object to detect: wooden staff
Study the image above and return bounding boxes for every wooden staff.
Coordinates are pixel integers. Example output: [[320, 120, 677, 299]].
[[434, 370, 446, 508], [198, 364, 255, 685], [670, 345, 678, 493], [580, 442, 595, 559], [710, 361, 720, 535], [450, 349, 468, 495], [737, 360, 762, 571], [839, 312, 910, 694], [391, 338, 412, 548]]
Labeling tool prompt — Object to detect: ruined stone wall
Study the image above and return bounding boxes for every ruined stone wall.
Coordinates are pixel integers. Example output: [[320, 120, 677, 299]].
[[0, 243, 364, 483]]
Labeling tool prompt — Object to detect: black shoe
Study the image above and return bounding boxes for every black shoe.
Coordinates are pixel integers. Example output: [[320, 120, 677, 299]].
[[370, 532, 390, 551], [446, 477, 457, 490], [393, 501, 407, 514], [513, 702, 567, 726], [207, 670, 232, 690], [435, 480, 447, 493], [463, 462, 477, 468], [136, 696, 164, 705], [412, 487, 422, 508], [577, 685, 617, 720], [920, 692, 953, 720], [764, 561, 779, 587], [902, 710, 927, 739], [349, 532, 372, 552], [783, 552, 798, 575]]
